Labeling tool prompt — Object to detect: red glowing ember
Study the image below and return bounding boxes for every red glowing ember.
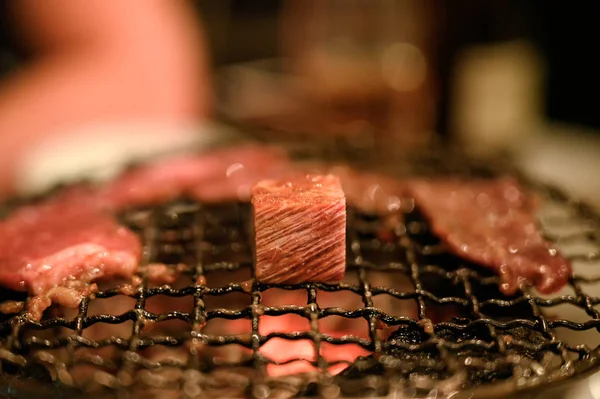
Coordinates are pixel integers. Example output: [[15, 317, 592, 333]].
[[216, 289, 372, 376], [258, 313, 371, 377], [256, 289, 371, 376]]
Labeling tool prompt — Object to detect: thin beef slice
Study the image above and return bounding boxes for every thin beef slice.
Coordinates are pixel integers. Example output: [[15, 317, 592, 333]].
[[0, 204, 141, 295], [407, 177, 571, 294]]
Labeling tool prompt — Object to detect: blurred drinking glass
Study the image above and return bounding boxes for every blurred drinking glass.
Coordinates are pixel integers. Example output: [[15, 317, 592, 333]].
[[280, 0, 437, 158]]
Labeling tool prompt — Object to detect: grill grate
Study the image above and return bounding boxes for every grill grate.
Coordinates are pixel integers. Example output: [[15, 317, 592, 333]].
[[0, 147, 600, 399]]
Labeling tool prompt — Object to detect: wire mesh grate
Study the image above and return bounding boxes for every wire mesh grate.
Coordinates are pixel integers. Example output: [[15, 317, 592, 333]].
[[0, 147, 599, 399]]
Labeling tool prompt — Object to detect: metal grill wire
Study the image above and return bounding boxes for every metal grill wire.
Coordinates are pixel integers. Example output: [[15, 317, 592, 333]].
[[0, 150, 599, 398]]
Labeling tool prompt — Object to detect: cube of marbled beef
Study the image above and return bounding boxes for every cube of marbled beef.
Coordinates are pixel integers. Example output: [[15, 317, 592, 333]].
[[251, 174, 346, 284]]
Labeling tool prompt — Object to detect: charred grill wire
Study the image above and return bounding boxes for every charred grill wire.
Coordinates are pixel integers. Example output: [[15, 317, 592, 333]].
[[0, 150, 599, 398]]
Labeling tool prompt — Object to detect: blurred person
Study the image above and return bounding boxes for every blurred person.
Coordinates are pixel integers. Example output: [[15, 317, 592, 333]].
[[0, 1, 212, 197]]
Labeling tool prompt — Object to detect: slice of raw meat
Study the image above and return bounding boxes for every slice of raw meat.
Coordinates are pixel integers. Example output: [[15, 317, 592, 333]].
[[100, 145, 291, 209], [303, 164, 409, 215], [189, 148, 295, 203], [9, 185, 99, 218], [0, 203, 141, 297], [252, 174, 346, 284], [329, 166, 408, 215], [407, 177, 571, 294], [98, 154, 226, 209]]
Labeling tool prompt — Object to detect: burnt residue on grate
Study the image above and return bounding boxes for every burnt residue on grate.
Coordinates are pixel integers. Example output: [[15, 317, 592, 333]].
[[0, 154, 600, 398]]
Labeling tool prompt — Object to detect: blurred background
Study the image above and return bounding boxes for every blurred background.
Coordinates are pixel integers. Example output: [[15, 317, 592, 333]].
[[199, 0, 600, 210], [200, 0, 599, 148], [0, 2, 599, 398], [0, 0, 598, 196]]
